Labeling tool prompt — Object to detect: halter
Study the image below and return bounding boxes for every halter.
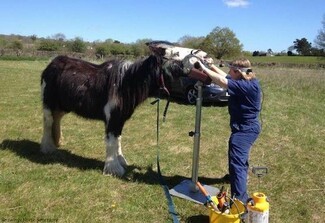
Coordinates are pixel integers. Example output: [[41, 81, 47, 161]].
[[158, 65, 170, 97], [226, 63, 253, 73], [147, 44, 171, 97], [154, 58, 171, 122]]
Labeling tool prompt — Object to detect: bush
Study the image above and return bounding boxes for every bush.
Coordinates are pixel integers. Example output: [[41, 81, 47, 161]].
[[68, 37, 86, 53], [253, 51, 259, 56], [38, 40, 60, 51], [287, 51, 294, 56], [95, 45, 109, 58]]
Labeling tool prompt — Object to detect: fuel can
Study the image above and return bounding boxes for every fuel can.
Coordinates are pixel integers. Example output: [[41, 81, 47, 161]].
[[247, 192, 269, 223]]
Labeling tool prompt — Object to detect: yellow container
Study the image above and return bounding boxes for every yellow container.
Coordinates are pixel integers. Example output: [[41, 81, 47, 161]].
[[209, 196, 246, 223], [247, 192, 269, 223]]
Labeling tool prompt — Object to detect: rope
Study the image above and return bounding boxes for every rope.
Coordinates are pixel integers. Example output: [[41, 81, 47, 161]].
[[151, 97, 179, 223]]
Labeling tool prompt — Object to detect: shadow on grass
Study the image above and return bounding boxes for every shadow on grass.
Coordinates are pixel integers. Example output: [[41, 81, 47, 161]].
[[185, 214, 209, 223], [0, 139, 104, 171], [1, 139, 229, 188], [165, 96, 228, 107], [126, 164, 229, 188]]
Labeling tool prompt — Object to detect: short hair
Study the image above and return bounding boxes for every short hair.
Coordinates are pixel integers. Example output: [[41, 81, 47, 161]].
[[230, 58, 256, 80]]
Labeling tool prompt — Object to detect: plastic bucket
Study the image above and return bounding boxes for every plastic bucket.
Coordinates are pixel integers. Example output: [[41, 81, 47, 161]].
[[209, 197, 246, 223]]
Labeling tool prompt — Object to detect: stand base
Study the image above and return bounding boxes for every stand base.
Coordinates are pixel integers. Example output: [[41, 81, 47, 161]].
[[169, 179, 219, 204]]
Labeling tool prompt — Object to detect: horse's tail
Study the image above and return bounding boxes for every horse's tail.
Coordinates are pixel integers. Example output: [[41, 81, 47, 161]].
[[41, 56, 70, 148], [41, 56, 67, 110]]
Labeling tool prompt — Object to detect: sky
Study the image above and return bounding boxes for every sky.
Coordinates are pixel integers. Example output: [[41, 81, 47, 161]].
[[0, 0, 324, 52]]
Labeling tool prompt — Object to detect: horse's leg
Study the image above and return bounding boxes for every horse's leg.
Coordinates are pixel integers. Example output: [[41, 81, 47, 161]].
[[40, 109, 57, 153], [103, 132, 125, 177], [117, 135, 128, 168], [52, 111, 65, 147], [103, 103, 128, 176]]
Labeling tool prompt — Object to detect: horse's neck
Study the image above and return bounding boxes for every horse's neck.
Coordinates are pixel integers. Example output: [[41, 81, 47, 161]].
[[114, 59, 157, 118]]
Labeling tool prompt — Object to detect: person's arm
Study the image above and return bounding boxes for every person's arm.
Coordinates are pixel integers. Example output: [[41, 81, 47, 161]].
[[197, 61, 228, 89], [202, 58, 228, 77], [209, 64, 228, 78]]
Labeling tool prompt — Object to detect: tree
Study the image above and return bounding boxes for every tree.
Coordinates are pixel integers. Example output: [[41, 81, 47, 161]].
[[178, 35, 205, 49], [200, 27, 242, 59], [30, 35, 37, 42], [315, 14, 325, 49], [109, 42, 127, 55], [287, 51, 294, 56], [69, 37, 86, 53], [52, 33, 66, 42], [131, 39, 152, 57], [293, 38, 312, 55], [311, 47, 324, 56], [252, 51, 259, 56], [288, 45, 295, 52], [0, 37, 8, 49]]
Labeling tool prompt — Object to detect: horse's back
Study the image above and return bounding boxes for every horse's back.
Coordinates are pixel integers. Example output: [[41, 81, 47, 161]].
[[41, 56, 111, 120], [42, 56, 108, 77]]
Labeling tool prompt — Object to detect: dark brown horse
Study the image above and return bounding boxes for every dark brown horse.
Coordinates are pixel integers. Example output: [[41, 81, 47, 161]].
[[40, 51, 184, 176]]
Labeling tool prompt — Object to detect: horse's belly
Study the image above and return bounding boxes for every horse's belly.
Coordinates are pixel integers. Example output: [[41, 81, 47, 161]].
[[59, 96, 106, 121]]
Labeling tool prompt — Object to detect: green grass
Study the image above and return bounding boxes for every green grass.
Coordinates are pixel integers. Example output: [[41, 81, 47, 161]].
[[247, 55, 325, 65], [0, 60, 324, 222]]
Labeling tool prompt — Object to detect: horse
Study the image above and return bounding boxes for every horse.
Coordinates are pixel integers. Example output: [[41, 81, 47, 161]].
[[40, 41, 209, 177], [40, 47, 188, 177]]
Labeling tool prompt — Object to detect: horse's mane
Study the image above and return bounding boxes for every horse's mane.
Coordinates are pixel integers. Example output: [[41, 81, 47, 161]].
[[106, 55, 160, 117]]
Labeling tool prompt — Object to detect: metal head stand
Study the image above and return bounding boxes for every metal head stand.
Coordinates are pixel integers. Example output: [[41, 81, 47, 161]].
[[170, 81, 219, 204]]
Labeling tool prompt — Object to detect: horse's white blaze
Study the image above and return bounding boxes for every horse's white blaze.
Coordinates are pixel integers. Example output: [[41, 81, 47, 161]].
[[164, 46, 208, 61], [103, 133, 125, 176], [40, 109, 57, 153]]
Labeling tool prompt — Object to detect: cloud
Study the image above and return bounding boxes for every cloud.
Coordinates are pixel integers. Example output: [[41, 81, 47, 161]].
[[223, 0, 250, 8]]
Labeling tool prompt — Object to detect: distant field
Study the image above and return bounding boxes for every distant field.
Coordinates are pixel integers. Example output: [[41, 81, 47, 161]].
[[247, 55, 325, 65], [1, 54, 325, 66], [0, 60, 324, 222]]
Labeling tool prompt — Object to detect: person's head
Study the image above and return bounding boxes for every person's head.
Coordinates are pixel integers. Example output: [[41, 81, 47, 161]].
[[228, 58, 256, 80]]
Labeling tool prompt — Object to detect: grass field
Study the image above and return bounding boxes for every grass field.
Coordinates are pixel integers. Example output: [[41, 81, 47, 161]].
[[247, 55, 325, 65], [0, 59, 324, 223]]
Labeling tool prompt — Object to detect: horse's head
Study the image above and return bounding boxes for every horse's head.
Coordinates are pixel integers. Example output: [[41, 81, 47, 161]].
[[146, 41, 212, 92], [146, 40, 208, 61], [143, 54, 184, 97]]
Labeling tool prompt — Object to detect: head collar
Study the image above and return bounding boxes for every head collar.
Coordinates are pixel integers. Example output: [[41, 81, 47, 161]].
[[226, 63, 252, 73]]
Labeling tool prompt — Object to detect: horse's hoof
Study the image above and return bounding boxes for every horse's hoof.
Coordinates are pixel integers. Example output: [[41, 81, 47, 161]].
[[103, 160, 125, 177], [40, 143, 57, 154], [117, 155, 128, 168]]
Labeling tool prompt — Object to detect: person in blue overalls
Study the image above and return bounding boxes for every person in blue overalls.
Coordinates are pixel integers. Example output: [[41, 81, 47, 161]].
[[196, 58, 261, 203]]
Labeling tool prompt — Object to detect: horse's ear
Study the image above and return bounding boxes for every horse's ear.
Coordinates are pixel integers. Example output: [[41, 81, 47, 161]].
[[146, 41, 175, 58]]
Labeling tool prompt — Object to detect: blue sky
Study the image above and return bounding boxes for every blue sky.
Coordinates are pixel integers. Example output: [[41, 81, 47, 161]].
[[0, 0, 324, 52]]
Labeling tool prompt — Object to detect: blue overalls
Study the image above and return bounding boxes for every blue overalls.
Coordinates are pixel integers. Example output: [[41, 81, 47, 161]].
[[227, 78, 261, 203]]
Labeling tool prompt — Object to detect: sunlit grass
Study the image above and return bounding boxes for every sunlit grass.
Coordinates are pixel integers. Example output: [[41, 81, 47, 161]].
[[248, 55, 325, 65], [0, 60, 324, 222]]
